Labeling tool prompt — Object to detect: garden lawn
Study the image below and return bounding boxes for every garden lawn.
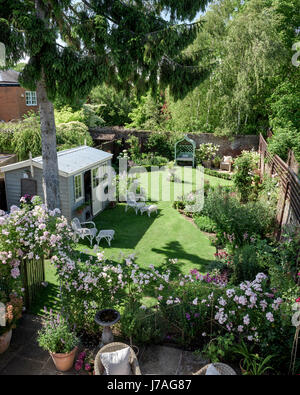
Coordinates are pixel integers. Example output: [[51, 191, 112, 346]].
[[31, 173, 233, 314], [77, 201, 215, 273]]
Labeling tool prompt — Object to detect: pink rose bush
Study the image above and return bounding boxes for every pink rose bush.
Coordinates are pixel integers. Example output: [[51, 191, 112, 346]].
[[0, 196, 74, 294]]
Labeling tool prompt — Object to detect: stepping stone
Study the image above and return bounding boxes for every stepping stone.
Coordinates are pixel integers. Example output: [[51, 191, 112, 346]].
[[139, 345, 182, 375]]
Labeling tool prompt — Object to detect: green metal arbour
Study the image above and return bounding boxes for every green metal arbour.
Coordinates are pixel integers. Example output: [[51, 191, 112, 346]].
[[174, 135, 196, 167]]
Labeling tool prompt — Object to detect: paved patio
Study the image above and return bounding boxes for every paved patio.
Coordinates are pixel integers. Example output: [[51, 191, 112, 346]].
[[0, 314, 208, 375]]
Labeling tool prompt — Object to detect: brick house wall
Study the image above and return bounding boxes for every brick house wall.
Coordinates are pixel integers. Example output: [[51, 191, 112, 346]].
[[0, 86, 38, 122]]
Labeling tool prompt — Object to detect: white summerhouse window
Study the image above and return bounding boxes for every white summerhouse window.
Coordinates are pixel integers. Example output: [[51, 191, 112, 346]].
[[74, 174, 83, 201], [25, 91, 37, 106]]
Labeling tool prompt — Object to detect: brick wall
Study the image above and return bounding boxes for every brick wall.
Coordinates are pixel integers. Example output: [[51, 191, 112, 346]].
[[0, 86, 38, 122], [91, 127, 259, 158]]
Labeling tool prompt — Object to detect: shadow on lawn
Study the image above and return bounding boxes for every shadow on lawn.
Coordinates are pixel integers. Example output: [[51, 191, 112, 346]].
[[152, 240, 213, 278], [85, 204, 163, 250], [29, 282, 61, 316]]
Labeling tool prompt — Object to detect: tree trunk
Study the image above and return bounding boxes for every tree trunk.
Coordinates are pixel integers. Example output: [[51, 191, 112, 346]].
[[35, 0, 60, 209], [36, 74, 60, 209]]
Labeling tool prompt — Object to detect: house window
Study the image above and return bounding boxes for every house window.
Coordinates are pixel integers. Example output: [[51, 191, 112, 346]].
[[25, 91, 37, 106], [101, 163, 108, 180], [92, 168, 99, 188], [74, 174, 83, 201]]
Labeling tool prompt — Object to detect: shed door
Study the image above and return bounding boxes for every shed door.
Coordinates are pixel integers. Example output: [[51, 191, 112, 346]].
[[21, 178, 37, 197], [91, 167, 102, 216]]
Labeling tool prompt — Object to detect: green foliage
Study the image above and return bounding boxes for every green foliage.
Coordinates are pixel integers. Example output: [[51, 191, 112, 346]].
[[196, 143, 220, 163], [234, 341, 275, 375], [37, 312, 79, 354], [267, 125, 300, 163], [204, 168, 232, 180], [56, 122, 93, 149], [126, 135, 140, 162], [202, 334, 236, 363], [126, 91, 171, 131], [120, 303, 166, 345], [89, 84, 134, 126], [193, 215, 216, 233], [55, 106, 84, 124], [0, 114, 42, 160], [230, 244, 267, 285], [146, 131, 183, 159], [233, 151, 260, 203], [203, 188, 276, 249], [0, 114, 93, 160], [81, 104, 105, 128]]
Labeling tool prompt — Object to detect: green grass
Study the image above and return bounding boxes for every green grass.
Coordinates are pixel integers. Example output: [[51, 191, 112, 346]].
[[77, 201, 215, 273], [29, 260, 61, 315], [31, 173, 233, 315]]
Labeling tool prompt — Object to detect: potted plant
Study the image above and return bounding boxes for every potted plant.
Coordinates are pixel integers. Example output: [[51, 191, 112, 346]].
[[76, 201, 90, 216], [0, 294, 23, 354], [213, 156, 222, 169], [37, 311, 79, 372], [196, 143, 220, 168]]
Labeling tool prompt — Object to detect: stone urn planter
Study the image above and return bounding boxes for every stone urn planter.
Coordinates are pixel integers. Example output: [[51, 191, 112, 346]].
[[50, 346, 78, 372], [0, 329, 12, 354], [95, 309, 120, 346]]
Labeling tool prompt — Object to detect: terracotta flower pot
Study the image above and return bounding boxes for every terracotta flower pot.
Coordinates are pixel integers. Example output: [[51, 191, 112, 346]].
[[50, 346, 78, 372], [0, 329, 12, 354]]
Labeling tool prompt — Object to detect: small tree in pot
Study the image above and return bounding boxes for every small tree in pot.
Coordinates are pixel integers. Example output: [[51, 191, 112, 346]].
[[37, 310, 79, 372]]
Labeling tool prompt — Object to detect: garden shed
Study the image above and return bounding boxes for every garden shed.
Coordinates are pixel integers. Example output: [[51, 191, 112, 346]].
[[175, 135, 196, 167], [0, 146, 113, 221]]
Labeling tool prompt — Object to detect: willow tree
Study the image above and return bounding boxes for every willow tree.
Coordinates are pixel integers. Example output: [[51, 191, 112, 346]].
[[0, 0, 210, 209]]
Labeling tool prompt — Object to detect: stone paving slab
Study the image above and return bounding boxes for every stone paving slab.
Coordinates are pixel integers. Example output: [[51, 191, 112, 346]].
[[0, 314, 208, 375]]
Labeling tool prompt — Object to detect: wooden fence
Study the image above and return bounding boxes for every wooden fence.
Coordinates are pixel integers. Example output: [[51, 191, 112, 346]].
[[259, 134, 300, 235], [21, 258, 45, 309]]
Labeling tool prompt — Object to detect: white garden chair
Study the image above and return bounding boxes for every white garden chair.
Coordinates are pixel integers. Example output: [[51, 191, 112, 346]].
[[71, 217, 97, 246], [96, 229, 115, 247], [125, 192, 146, 214]]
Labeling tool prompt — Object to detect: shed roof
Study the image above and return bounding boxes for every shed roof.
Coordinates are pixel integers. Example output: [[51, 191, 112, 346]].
[[0, 70, 20, 85], [0, 146, 113, 176]]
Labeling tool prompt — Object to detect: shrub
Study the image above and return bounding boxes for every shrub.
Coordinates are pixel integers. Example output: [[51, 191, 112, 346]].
[[196, 143, 220, 163], [146, 131, 183, 160], [56, 121, 93, 149], [233, 150, 260, 203], [204, 168, 232, 180], [134, 153, 169, 167], [120, 302, 166, 345], [230, 244, 267, 285], [203, 189, 276, 249], [193, 215, 216, 233], [0, 115, 42, 160], [55, 106, 84, 124], [267, 125, 300, 164], [81, 104, 105, 128]]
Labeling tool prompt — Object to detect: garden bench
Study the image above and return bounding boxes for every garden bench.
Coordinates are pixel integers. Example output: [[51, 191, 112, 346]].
[[220, 156, 233, 172]]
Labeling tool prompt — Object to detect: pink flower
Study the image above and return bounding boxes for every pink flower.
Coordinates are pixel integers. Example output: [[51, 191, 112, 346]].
[[75, 361, 82, 371], [266, 312, 274, 322]]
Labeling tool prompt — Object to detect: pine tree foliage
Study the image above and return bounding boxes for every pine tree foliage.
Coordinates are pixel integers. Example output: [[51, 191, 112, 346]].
[[0, 0, 211, 102]]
